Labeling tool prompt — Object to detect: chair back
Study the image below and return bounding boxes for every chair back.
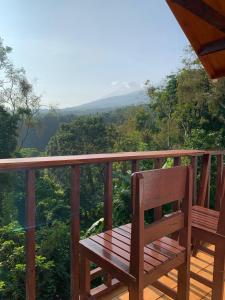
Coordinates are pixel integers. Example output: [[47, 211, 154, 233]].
[[130, 166, 193, 278]]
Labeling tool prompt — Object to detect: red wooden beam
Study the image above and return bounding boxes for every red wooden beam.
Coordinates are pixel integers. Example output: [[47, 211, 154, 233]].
[[172, 0, 225, 34], [70, 165, 80, 300], [25, 169, 36, 300], [198, 38, 225, 56], [104, 162, 113, 231]]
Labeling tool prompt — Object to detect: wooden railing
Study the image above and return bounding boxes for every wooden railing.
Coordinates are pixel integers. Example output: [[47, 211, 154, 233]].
[[0, 149, 224, 299]]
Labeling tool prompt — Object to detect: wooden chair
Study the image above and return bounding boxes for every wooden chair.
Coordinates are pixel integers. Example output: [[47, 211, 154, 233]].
[[191, 165, 225, 300], [79, 166, 193, 300]]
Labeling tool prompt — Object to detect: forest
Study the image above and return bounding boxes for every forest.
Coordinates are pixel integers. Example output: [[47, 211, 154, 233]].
[[0, 38, 225, 299]]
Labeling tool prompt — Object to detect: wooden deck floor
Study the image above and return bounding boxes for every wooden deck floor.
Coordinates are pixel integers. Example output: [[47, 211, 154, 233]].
[[101, 245, 219, 300]]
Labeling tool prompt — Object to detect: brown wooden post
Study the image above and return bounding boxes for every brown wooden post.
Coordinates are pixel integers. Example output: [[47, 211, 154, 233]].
[[172, 156, 182, 240], [131, 160, 139, 174], [104, 162, 113, 231], [215, 154, 223, 211], [103, 162, 113, 286], [25, 169, 36, 300], [154, 158, 164, 220], [191, 156, 198, 205], [198, 154, 211, 207], [71, 165, 80, 300], [173, 156, 181, 211]]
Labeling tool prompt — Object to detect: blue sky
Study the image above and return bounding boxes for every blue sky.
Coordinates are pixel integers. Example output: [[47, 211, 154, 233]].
[[0, 1, 188, 107]]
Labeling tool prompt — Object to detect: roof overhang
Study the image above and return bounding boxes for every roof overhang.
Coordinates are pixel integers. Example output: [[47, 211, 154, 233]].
[[166, 0, 225, 79]]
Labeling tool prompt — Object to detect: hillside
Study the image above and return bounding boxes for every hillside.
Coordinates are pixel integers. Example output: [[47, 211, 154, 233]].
[[55, 89, 147, 115], [21, 90, 148, 150]]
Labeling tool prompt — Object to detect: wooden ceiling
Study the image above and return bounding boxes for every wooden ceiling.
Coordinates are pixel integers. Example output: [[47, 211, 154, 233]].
[[166, 0, 225, 79]]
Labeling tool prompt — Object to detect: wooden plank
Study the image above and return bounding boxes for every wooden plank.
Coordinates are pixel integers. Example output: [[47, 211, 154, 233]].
[[136, 166, 188, 210], [90, 267, 103, 280], [91, 278, 122, 298], [172, 0, 225, 34], [121, 224, 184, 254], [171, 156, 182, 240], [79, 240, 135, 284], [198, 154, 211, 207], [152, 281, 177, 299], [191, 156, 198, 205], [131, 160, 139, 173], [215, 154, 223, 210], [153, 158, 164, 221], [70, 165, 80, 300], [144, 212, 184, 244], [25, 169, 36, 300], [190, 271, 213, 288], [198, 38, 225, 56], [0, 149, 205, 171], [104, 163, 113, 231]]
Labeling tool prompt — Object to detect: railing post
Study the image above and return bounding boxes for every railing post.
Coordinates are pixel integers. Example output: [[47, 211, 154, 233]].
[[104, 162, 113, 232], [191, 156, 198, 205], [154, 158, 164, 220], [103, 162, 113, 287], [131, 160, 139, 174], [71, 165, 80, 300], [25, 169, 36, 300], [215, 154, 223, 211], [198, 154, 211, 207]]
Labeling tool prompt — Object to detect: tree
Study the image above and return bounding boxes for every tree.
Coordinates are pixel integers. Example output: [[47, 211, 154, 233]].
[[0, 38, 41, 149]]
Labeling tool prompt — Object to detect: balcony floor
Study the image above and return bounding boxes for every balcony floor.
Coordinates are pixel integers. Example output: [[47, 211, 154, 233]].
[[101, 244, 218, 300]]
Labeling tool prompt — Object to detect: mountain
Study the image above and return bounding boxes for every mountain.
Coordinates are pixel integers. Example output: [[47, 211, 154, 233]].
[[22, 90, 149, 150], [56, 89, 148, 115]]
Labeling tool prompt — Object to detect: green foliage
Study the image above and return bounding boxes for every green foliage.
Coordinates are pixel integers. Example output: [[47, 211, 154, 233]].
[[1, 46, 225, 299]]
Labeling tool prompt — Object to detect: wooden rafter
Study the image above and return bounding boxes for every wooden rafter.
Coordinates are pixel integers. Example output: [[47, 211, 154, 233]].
[[172, 0, 225, 34], [198, 38, 225, 56]]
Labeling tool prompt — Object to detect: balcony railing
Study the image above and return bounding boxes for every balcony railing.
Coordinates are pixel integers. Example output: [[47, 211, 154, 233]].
[[0, 149, 224, 299]]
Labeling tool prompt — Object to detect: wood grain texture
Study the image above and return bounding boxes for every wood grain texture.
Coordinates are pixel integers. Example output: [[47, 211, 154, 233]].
[[166, 0, 225, 79], [25, 169, 36, 300], [70, 165, 80, 300], [0, 150, 204, 171], [134, 166, 188, 210]]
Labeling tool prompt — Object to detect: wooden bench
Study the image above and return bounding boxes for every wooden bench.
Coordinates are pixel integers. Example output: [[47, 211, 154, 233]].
[[79, 166, 193, 299], [191, 165, 225, 300]]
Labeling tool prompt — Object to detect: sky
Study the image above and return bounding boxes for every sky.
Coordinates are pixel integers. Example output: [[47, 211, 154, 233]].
[[0, 0, 189, 108]]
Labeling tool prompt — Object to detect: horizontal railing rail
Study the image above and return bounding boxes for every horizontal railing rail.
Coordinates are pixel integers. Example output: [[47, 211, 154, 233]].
[[0, 149, 224, 300]]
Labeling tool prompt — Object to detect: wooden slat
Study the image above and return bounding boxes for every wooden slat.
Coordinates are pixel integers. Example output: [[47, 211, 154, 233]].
[[215, 154, 223, 210], [104, 162, 113, 231], [79, 239, 135, 283], [199, 38, 225, 56], [131, 160, 139, 173], [70, 165, 80, 300], [172, 0, 225, 34], [135, 166, 188, 210], [103, 162, 113, 287], [190, 271, 213, 288], [198, 154, 211, 207], [152, 281, 177, 299], [25, 169, 36, 300], [153, 158, 164, 221], [90, 267, 103, 280], [191, 156, 198, 205], [120, 224, 184, 254], [144, 212, 184, 244], [0, 149, 204, 171], [98, 232, 169, 264], [90, 278, 122, 298]]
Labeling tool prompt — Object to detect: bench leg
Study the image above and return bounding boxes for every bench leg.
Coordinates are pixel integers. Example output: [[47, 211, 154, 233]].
[[212, 246, 225, 300], [177, 262, 190, 300], [80, 253, 90, 300], [129, 284, 143, 300]]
